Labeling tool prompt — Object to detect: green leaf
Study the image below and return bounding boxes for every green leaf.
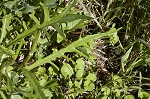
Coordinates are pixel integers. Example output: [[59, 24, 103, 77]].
[[4, 0, 19, 9], [141, 91, 150, 98], [58, 14, 92, 23], [39, 76, 48, 87], [7, 0, 77, 47], [48, 67, 57, 75], [23, 3, 38, 14], [11, 72, 20, 84], [109, 30, 119, 46], [75, 59, 85, 71], [37, 67, 46, 75], [87, 83, 95, 91], [10, 94, 22, 99], [0, 90, 7, 99], [121, 46, 133, 72], [22, 69, 46, 99], [0, 45, 15, 57], [50, 0, 77, 23], [138, 91, 144, 99], [57, 33, 64, 43], [69, 81, 73, 88], [75, 59, 85, 79], [40, 3, 50, 22], [101, 87, 111, 96], [64, 19, 85, 31], [7, 24, 39, 47], [86, 73, 96, 82], [29, 12, 40, 25], [45, 0, 56, 5], [114, 89, 121, 97], [124, 95, 135, 99], [74, 80, 82, 88], [25, 28, 117, 71], [52, 23, 66, 42], [46, 79, 59, 91], [0, 14, 12, 43], [6, 72, 14, 93], [43, 89, 53, 99], [76, 70, 84, 80], [84, 73, 96, 91], [101, 96, 109, 99], [61, 63, 74, 78], [113, 75, 122, 84], [84, 80, 95, 91], [139, 39, 150, 49]]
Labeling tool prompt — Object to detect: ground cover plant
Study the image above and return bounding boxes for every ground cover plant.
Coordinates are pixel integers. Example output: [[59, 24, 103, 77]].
[[0, 0, 150, 99]]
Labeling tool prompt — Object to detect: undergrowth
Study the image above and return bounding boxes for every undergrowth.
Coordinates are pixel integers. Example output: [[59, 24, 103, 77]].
[[0, 0, 149, 99]]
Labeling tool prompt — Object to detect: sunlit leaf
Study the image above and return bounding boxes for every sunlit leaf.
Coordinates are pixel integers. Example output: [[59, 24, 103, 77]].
[[84, 80, 95, 91], [69, 81, 73, 88], [109, 30, 119, 46], [86, 73, 96, 82], [36, 67, 46, 76], [101, 87, 111, 96], [61, 63, 74, 78], [75, 59, 85, 71], [0, 45, 15, 58], [10, 94, 22, 99], [121, 46, 133, 72], [0, 90, 7, 99], [74, 80, 82, 88], [124, 95, 135, 99], [75, 59, 85, 79], [40, 3, 50, 22], [29, 12, 40, 25]]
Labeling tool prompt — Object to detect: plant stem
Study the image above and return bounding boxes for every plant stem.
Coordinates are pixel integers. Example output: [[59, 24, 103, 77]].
[[23, 31, 41, 65]]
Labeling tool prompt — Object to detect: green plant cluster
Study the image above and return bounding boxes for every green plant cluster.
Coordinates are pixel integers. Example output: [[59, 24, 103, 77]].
[[0, 0, 149, 99]]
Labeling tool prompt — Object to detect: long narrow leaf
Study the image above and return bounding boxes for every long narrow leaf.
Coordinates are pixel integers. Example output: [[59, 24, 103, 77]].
[[29, 12, 40, 25], [57, 14, 92, 23], [40, 3, 50, 22], [7, 0, 77, 47], [50, 0, 77, 23], [0, 90, 7, 99], [25, 28, 118, 71], [0, 45, 15, 58], [7, 24, 39, 47], [0, 14, 12, 44], [121, 46, 133, 72], [22, 69, 46, 99], [52, 23, 66, 40]]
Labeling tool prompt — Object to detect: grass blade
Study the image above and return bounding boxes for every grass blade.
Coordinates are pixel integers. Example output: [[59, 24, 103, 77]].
[[121, 46, 133, 72], [0, 14, 12, 44]]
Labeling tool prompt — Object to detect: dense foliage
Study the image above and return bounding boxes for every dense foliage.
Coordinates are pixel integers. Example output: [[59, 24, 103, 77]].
[[0, 0, 149, 99]]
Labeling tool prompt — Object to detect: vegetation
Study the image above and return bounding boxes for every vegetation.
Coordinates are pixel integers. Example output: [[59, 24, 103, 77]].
[[0, 0, 149, 98]]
